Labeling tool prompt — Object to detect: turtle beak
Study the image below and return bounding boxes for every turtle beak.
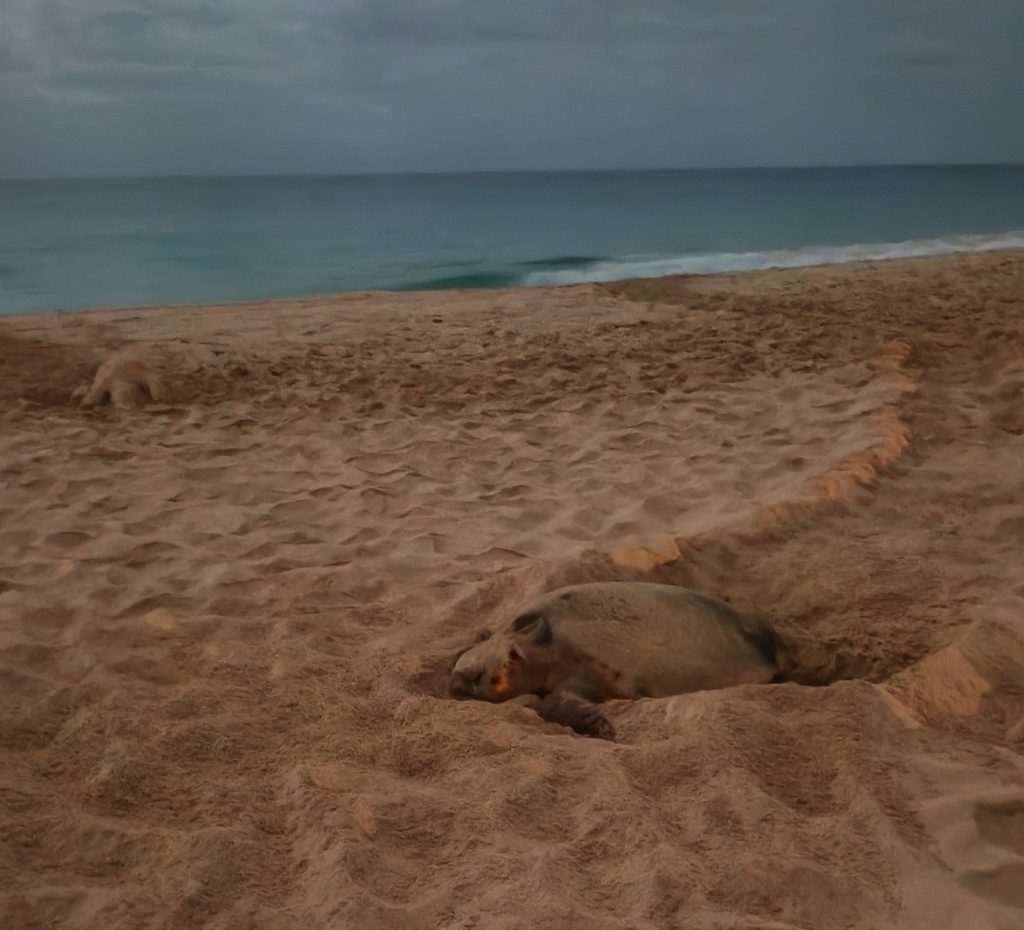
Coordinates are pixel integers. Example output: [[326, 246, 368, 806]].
[[449, 669, 480, 698]]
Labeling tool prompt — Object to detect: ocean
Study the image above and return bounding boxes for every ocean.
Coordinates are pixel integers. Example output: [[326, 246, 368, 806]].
[[1, 165, 1022, 315]]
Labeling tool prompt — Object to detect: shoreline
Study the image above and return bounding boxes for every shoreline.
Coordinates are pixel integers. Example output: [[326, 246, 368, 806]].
[[2, 244, 1023, 324], [3, 248, 1024, 929]]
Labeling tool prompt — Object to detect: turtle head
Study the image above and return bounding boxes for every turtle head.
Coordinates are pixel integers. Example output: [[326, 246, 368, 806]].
[[448, 610, 554, 703]]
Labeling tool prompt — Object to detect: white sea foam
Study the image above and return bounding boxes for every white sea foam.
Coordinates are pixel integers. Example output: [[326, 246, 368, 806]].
[[521, 231, 1024, 287]]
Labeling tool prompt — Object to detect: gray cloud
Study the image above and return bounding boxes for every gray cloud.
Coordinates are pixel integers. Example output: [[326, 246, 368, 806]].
[[1, 0, 1022, 177]]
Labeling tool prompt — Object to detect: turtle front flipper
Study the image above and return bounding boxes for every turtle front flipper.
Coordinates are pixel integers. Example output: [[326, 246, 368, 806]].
[[537, 690, 616, 741]]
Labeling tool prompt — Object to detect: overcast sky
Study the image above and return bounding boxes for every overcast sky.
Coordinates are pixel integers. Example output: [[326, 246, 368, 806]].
[[1, 0, 1022, 178]]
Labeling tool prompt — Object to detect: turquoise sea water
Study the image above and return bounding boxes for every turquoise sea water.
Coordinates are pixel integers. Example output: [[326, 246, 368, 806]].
[[1, 165, 1022, 314]]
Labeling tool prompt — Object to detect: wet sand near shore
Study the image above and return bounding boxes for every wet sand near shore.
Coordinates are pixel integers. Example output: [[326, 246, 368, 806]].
[[2, 250, 1023, 929]]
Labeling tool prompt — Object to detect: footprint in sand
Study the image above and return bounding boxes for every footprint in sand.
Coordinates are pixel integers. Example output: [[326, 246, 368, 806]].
[[962, 862, 1024, 909], [43, 531, 93, 550], [974, 799, 1024, 856]]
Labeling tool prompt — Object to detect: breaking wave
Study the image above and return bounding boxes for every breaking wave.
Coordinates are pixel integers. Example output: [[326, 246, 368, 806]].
[[395, 256, 606, 292], [396, 271, 519, 291], [519, 231, 1024, 287]]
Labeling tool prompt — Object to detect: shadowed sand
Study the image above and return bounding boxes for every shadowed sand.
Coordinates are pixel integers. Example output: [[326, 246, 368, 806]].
[[1, 250, 1023, 929]]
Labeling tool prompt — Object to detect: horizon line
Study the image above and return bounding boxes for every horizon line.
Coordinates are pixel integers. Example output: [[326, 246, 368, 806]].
[[2, 160, 1022, 183]]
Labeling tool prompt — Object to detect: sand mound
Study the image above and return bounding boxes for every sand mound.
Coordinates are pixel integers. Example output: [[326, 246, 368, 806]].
[[884, 599, 1024, 732], [2, 251, 1024, 929]]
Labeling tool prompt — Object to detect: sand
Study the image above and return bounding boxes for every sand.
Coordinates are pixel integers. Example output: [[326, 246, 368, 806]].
[[1, 250, 1023, 929]]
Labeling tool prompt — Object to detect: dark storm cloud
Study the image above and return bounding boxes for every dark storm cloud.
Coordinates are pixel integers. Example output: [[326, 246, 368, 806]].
[[1, 0, 1022, 177]]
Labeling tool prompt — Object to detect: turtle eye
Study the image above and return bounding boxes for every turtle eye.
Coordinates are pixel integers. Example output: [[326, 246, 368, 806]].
[[508, 646, 521, 661], [466, 671, 482, 689]]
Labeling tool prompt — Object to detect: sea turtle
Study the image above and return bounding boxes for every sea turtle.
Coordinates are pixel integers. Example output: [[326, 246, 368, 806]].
[[449, 581, 786, 739], [72, 354, 169, 408]]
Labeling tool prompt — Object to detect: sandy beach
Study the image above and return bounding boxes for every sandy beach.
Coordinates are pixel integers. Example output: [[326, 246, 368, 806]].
[[2, 250, 1023, 929]]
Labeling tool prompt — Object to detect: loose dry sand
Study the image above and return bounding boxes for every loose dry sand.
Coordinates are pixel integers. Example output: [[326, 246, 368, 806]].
[[2, 251, 1023, 929]]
